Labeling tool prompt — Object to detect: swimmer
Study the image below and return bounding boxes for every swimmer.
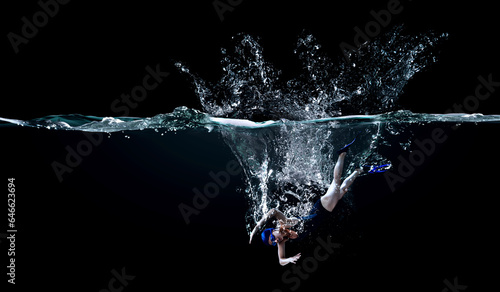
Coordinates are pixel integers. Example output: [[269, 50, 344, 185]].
[[249, 137, 389, 265]]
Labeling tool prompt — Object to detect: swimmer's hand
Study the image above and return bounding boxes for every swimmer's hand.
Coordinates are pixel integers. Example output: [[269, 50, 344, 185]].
[[249, 229, 256, 244], [285, 253, 301, 265], [248, 208, 286, 244]]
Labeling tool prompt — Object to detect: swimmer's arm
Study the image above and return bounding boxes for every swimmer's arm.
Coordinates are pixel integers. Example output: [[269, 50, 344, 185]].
[[270, 208, 287, 221], [278, 218, 300, 229], [249, 208, 287, 244], [277, 240, 301, 266]]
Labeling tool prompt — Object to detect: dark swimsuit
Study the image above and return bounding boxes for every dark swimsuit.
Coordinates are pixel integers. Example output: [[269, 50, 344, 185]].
[[296, 197, 349, 241]]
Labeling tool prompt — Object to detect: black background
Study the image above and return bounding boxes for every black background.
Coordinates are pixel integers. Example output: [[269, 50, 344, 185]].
[[2, 0, 500, 291]]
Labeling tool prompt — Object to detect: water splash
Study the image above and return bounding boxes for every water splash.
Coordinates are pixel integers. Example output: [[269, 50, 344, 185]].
[[176, 26, 448, 120], [174, 26, 449, 233], [0, 107, 211, 132], [4, 27, 497, 237], [212, 111, 500, 234]]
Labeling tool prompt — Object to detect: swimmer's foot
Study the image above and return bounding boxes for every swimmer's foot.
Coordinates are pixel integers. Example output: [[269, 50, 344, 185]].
[[362, 163, 392, 173], [337, 136, 357, 154]]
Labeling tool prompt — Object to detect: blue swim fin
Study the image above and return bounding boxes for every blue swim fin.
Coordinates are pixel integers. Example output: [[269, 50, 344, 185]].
[[362, 163, 392, 173], [337, 136, 357, 154]]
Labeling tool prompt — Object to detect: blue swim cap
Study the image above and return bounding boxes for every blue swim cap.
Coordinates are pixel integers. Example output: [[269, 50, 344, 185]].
[[261, 228, 276, 246]]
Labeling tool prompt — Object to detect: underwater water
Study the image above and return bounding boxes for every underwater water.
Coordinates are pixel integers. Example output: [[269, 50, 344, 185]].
[[2, 27, 499, 236], [2, 108, 500, 235]]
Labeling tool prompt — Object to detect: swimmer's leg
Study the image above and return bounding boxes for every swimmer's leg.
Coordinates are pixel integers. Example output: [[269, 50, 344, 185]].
[[333, 152, 346, 185], [321, 153, 346, 212], [336, 136, 357, 154], [340, 168, 363, 195]]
